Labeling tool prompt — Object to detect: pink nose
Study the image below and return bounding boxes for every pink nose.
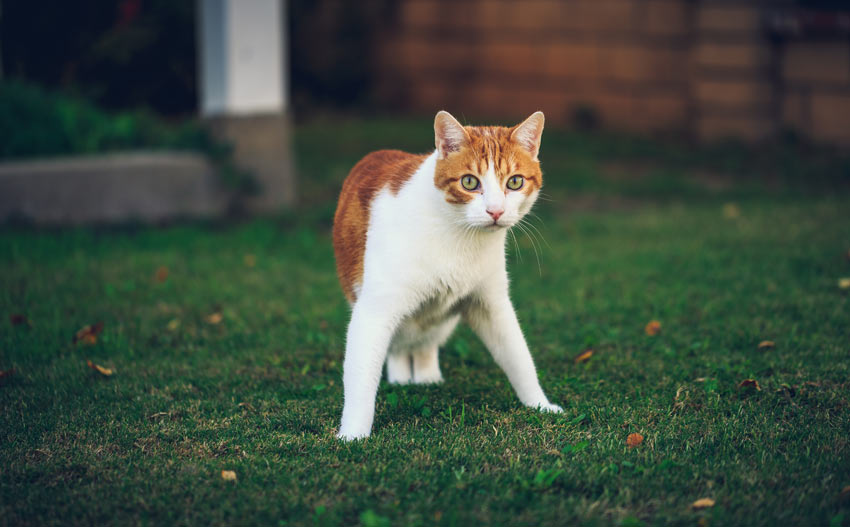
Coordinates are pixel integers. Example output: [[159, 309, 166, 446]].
[[487, 208, 504, 221]]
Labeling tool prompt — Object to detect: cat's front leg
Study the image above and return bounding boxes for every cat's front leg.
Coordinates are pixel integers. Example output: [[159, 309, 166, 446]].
[[466, 285, 562, 413], [338, 295, 400, 440]]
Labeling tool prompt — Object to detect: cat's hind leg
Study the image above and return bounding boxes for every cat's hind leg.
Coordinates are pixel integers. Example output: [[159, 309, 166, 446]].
[[386, 353, 412, 384], [410, 314, 459, 384], [411, 347, 442, 384]]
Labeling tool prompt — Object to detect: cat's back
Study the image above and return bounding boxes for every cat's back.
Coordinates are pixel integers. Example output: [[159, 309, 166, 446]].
[[333, 149, 429, 302]]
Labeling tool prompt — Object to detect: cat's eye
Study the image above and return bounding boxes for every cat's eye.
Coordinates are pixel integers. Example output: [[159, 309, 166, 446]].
[[460, 174, 480, 191], [507, 175, 524, 191]]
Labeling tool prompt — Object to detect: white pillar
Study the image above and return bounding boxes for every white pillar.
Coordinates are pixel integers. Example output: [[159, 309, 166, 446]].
[[199, 0, 287, 116], [197, 0, 294, 211]]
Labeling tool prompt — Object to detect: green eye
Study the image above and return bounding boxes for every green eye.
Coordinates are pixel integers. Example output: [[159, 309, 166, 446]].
[[460, 175, 480, 191], [507, 175, 524, 190]]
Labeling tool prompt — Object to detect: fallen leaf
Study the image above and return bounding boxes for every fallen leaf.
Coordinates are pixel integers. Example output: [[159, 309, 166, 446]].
[[221, 470, 237, 481], [645, 320, 661, 336], [206, 312, 223, 324], [738, 379, 761, 391], [692, 497, 715, 509], [574, 349, 593, 364], [155, 266, 169, 283], [74, 322, 104, 345], [0, 368, 15, 384], [757, 340, 775, 350], [9, 314, 31, 327], [244, 254, 256, 267], [722, 203, 740, 219], [167, 318, 181, 331], [86, 360, 113, 376], [777, 384, 796, 398], [839, 278, 850, 290], [627, 433, 644, 448]]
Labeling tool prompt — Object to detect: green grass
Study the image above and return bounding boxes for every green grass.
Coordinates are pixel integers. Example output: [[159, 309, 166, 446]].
[[2, 118, 850, 526]]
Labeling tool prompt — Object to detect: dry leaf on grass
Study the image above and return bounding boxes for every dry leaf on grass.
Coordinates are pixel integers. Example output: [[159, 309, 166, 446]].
[[645, 320, 661, 336], [244, 254, 256, 267], [221, 470, 237, 481], [839, 278, 850, 290], [627, 433, 644, 448], [574, 349, 593, 364], [0, 368, 15, 384], [692, 497, 715, 509], [155, 266, 169, 283], [738, 379, 761, 391], [86, 360, 113, 376], [757, 340, 775, 350], [722, 203, 740, 219], [9, 314, 31, 327], [74, 322, 104, 345], [167, 319, 181, 331], [206, 312, 223, 325]]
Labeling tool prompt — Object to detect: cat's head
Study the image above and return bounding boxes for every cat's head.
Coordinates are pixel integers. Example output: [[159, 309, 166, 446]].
[[433, 111, 544, 231]]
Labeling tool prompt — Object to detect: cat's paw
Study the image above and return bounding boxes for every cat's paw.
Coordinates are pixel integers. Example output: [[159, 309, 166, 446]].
[[386, 354, 412, 384], [336, 428, 370, 441], [412, 371, 444, 384], [536, 402, 564, 413]]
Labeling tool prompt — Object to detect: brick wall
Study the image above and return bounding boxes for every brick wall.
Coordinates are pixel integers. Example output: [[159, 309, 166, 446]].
[[374, 0, 850, 146], [781, 41, 850, 145]]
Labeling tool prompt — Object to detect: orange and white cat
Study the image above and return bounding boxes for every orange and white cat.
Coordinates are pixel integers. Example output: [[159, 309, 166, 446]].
[[332, 110, 561, 440]]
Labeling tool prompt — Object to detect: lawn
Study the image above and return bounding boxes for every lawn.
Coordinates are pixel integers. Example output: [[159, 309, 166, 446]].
[[2, 119, 850, 526]]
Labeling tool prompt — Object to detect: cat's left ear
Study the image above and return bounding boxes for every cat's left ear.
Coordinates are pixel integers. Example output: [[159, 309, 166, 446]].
[[511, 111, 545, 161], [435, 111, 469, 159]]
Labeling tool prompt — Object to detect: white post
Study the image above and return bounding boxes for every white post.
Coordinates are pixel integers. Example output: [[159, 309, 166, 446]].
[[199, 0, 286, 116], [198, 0, 294, 210]]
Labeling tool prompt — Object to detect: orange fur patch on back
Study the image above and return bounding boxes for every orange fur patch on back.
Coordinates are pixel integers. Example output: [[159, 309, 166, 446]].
[[434, 126, 542, 204], [333, 150, 428, 303]]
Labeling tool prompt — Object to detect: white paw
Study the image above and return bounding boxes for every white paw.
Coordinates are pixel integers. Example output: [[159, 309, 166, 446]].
[[336, 428, 371, 441], [386, 355, 412, 385], [412, 371, 444, 384], [386, 374, 411, 385], [536, 402, 563, 413]]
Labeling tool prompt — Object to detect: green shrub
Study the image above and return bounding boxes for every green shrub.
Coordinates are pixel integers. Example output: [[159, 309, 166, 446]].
[[0, 82, 255, 193]]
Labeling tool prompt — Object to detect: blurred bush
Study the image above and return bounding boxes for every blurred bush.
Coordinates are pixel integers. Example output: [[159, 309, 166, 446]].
[[1, 0, 196, 116], [0, 82, 204, 159], [0, 82, 256, 193]]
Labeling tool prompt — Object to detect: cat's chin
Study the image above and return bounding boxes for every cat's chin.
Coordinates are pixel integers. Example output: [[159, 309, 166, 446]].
[[476, 222, 510, 231]]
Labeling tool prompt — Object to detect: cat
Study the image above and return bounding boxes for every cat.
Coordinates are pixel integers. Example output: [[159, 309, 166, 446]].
[[332, 110, 562, 440]]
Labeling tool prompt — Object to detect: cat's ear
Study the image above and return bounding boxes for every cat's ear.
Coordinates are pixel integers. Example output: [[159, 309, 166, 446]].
[[434, 111, 469, 159], [511, 111, 545, 161]]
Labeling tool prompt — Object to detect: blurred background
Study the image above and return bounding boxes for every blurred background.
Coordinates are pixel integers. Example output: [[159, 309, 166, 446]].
[[0, 0, 849, 221]]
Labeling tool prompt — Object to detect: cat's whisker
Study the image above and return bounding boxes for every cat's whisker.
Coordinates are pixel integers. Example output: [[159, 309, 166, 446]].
[[513, 222, 542, 276], [520, 217, 551, 251], [508, 228, 522, 263]]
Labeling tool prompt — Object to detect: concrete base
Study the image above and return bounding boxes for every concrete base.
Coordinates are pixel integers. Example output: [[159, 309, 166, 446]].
[[206, 112, 296, 212], [0, 153, 229, 224]]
